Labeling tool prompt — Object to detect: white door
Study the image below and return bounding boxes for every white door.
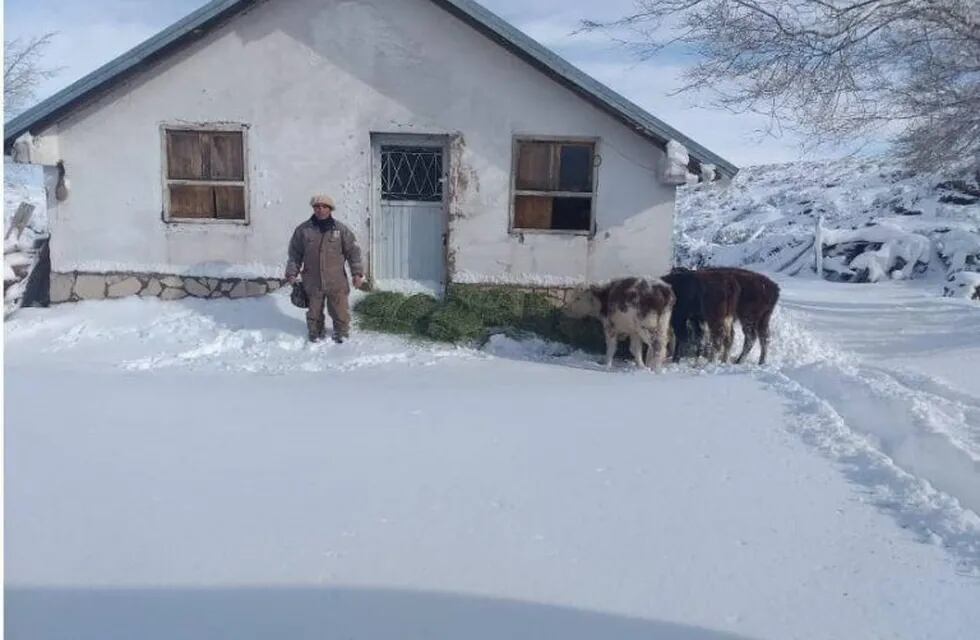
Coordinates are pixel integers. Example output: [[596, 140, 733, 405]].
[[372, 137, 447, 295]]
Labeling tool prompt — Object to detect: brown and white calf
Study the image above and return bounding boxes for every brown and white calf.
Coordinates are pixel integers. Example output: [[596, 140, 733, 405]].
[[566, 277, 675, 370]]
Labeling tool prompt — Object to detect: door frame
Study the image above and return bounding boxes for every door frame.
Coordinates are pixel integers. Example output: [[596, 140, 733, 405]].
[[369, 132, 451, 294]]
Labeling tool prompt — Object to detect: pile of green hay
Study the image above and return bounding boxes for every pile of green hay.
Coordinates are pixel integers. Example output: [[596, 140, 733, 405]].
[[354, 286, 605, 352]]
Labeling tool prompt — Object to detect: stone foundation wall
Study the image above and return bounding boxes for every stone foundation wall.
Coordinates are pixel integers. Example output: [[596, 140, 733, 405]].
[[47, 274, 581, 306], [49, 271, 284, 304]]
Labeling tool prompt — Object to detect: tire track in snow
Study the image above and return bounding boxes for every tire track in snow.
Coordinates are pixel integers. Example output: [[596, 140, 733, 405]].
[[756, 308, 980, 573], [777, 363, 980, 511]]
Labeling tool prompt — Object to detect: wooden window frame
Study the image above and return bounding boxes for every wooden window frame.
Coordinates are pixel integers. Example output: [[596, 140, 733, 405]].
[[509, 135, 599, 236], [160, 122, 250, 225]]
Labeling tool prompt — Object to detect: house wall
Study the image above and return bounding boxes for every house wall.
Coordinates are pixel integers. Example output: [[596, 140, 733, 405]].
[[34, 0, 677, 287]]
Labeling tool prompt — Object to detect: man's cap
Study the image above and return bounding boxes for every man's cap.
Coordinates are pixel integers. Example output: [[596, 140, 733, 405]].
[[310, 194, 335, 209]]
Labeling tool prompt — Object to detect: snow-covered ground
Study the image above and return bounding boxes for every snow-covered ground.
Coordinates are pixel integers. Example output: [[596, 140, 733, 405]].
[[5, 279, 980, 640]]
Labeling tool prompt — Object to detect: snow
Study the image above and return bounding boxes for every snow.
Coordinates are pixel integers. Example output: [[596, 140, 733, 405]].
[[59, 260, 286, 279], [452, 270, 585, 287], [666, 139, 689, 165], [699, 163, 716, 183], [820, 223, 932, 281], [5, 279, 980, 639], [4, 251, 34, 268], [4, 160, 49, 314], [664, 139, 690, 185], [11, 132, 34, 163], [373, 278, 444, 297], [676, 156, 980, 290], [944, 271, 980, 300], [934, 228, 980, 274], [4, 160, 47, 236]]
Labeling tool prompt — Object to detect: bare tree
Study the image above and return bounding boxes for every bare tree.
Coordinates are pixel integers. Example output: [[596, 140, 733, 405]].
[[4, 33, 60, 118], [582, 1, 980, 169]]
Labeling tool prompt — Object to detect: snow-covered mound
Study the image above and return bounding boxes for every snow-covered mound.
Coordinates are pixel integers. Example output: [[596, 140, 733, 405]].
[[4, 161, 48, 245], [944, 271, 980, 300], [676, 157, 980, 289], [4, 161, 49, 315]]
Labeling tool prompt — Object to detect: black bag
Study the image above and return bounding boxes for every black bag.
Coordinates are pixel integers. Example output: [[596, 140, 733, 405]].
[[290, 282, 308, 308]]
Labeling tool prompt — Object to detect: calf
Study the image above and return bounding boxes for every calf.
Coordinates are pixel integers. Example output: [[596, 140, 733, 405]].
[[566, 277, 675, 370], [702, 267, 780, 364], [661, 268, 740, 363]]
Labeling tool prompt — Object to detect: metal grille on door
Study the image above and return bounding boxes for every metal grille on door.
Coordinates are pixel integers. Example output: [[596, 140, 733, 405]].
[[375, 144, 446, 289], [381, 146, 443, 201]]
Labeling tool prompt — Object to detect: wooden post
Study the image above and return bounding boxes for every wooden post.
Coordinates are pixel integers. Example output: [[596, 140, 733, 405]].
[[5, 202, 36, 242], [814, 215, 824, 278]]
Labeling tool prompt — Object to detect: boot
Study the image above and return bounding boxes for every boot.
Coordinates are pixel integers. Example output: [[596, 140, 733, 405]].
[[307, 318, 322, 343]]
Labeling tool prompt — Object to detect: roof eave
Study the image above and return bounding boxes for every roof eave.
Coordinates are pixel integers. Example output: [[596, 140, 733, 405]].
[[431, 0, 738, 178], [3, 0, 256, 152], [4, 0, 737, 178]]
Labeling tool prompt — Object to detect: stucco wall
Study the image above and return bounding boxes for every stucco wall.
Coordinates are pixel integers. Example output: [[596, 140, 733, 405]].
[[36, 0, 677, 284]]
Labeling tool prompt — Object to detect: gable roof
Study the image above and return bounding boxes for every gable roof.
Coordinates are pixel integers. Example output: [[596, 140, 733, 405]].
[[3, 0, 737, 177]]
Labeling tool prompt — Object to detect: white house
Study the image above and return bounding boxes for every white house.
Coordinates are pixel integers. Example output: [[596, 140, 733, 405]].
[[4, 0, 735, 303]]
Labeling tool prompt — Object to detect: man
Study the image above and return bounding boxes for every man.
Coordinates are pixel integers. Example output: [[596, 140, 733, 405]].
[[286, 195, 365, 343]]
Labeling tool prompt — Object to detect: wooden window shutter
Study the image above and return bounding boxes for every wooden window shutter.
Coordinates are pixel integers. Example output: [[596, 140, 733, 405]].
[[169, 184, 215, 218], [516, 142, 557, 191], [513, 195, 553, 229], [167, 131, 205, 180], [214, 185, 246, 219], [209, 132, 245, 181], [165, 128, 247, 221]]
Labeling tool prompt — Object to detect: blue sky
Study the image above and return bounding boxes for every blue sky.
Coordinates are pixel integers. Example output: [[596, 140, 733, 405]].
[[4, 0, 847, 166]]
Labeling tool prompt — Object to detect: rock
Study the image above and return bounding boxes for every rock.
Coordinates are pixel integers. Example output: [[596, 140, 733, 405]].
[[184, 278, 210, 297], [205, 278, 219, 291], [50, 273, 75, 303], [74, 274, 106, 300], [160, 275, 183, 288], [159, 287, 187, 300], [245, 280, 267, 297], [543, 288, 567, 305], [107, 277, 142, 298], [209, 290, 224, 298], [228, 281, 248, 298], [106, 274, 127, 285], [266, 279, 282, 291], [220, 281, 234, 292], [141, 278, 162, 297]]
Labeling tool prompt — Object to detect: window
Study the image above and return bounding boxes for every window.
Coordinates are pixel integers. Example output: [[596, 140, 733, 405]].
[[163, 126, 247, 222], [511, 138, 596, 233]]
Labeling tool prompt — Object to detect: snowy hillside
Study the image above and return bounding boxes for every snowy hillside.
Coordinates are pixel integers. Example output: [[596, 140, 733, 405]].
[[676, 157, 980, 296]]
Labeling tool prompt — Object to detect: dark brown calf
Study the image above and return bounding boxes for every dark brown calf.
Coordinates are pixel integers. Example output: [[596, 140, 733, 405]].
[[702, 267, 780, 364], [662, 268, 740, 363]]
